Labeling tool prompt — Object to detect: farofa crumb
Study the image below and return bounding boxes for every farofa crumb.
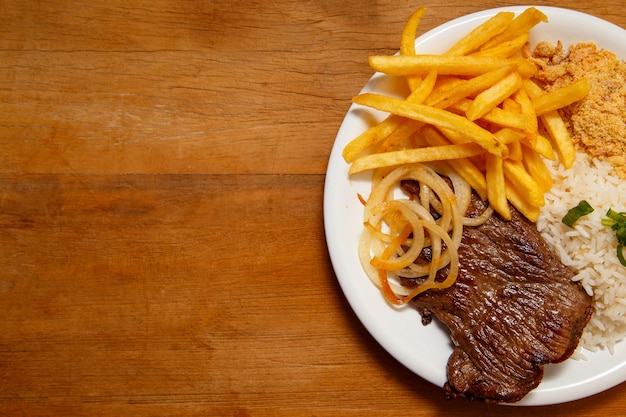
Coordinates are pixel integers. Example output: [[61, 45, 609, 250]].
[[532, 42, 626, 179]]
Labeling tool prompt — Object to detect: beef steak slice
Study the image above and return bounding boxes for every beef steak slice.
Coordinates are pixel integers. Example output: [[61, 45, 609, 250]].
[[409, 197, 593, 403]]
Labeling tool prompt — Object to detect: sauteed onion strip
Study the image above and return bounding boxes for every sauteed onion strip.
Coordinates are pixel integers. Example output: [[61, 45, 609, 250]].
[[359, 163, 490, 305]]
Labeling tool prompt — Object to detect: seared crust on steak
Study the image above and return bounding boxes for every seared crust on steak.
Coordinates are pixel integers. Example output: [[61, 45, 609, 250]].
[[402, 184, 593, 403]]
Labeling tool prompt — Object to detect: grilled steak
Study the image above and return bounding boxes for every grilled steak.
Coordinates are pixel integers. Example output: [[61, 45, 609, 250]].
[[402, 182, 594, 403]]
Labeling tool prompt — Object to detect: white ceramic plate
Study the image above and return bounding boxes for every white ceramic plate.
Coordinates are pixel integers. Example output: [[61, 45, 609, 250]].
[[324, 6, 626, 406]]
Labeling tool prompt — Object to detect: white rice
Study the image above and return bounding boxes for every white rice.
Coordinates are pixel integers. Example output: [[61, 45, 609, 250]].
[[537, 152, 626, 353]]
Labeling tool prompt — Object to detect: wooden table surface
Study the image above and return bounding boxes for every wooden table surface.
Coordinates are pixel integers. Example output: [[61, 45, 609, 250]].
[[1, 1, 625, 415]]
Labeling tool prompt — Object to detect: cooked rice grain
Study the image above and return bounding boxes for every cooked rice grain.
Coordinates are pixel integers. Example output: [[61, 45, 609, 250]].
[[537, 152, 626, 353]]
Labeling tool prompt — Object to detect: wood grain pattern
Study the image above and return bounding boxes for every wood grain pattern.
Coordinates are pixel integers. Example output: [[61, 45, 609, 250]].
[[1, 1, 625, 415]]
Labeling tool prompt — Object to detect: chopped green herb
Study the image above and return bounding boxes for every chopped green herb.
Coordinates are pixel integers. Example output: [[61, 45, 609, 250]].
[[601, 208, 626, 267], [617, 245, 626, 267], [562, 200, 594, 228]]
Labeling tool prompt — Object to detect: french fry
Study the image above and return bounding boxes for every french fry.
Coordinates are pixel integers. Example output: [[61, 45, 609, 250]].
[[481, 7, 548, 50], [342, 114, 404, 162], [426, 65, 514, 109], [507, 140, 523, 161], [523, 79, 576, 167], [401, 7, 427, 91], [407, 69, 438, 104], [531, 78, 591, 115], [471, 33, 530, 58], [502, 97, 521, 113], [349, 143, 486, 174], [449, 99, 528, 130], [522, 144, 553, 192], [353, 93, 509, 158], [436, 126, 473, 145], [505, 179, 540, 222], [486, 153, 511, 220], [524, 133, 556, 160], [368, 55, 536, 78], [376, 118, 423, 152], [466, 71, 523, 121], [493, 128, 525, 161], [445, 11, 515, 56], [436, 126, 526, 158], [401, 7, 427, 56], [503, 159, 544, 208], [513, 87, 538, 145], [541, 110, 577, 168], [431, 76, 465, 94], [522, 78, 545, 98], [493, 127, 526, 145]]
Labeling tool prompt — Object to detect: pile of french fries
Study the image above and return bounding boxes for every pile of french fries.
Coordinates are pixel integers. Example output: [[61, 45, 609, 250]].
[[343, 7, 590, 222]]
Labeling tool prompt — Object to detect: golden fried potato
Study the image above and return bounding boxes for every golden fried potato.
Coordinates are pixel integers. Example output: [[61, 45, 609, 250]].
[[353, 93, 509, 158], [342, 6, 590, 223], [349, 143, 485, 174]]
